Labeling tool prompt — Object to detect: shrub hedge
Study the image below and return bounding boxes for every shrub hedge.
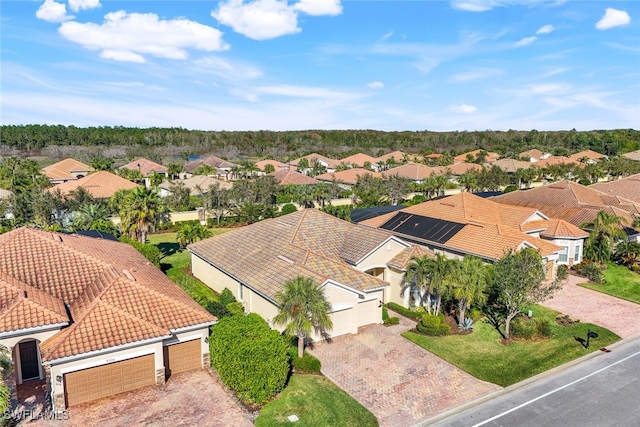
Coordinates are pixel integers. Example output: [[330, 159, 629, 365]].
[[385, 302, 423, 320], [416, 313, 450, 336], [292, 354, 322, 373], [119, 236, 162, 267], [210, 313, 290, 404]]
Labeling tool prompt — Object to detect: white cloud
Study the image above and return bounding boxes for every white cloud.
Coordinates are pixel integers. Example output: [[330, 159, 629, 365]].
[[192, 56, 263, 81], [294, 0, 342, 16], [515, 36, 537, 46], [451, 1, 501, 12], [367, 81, 384, 89], [212, 0, 300, 40], [536, 24, 554, 35], [596, 8, 631, 30], [58, 11, 228, 63], [254, 84, 361, 101], [450, 104, 477, 114], [450, 67, 504, 82], [68, 0, 101, 12], [36, 0, 73, 23]]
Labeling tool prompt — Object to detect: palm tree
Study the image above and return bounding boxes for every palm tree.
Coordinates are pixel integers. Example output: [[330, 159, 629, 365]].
[[584, 211, 629, 264], [74, 203, 110, 230], [118, 186, 166, 243], [401, 254, 448, 315], [273, 276, 333, 358], [449, 256, 487, 326], [429, 254, 450, 316], [176, 223, 212, 248]]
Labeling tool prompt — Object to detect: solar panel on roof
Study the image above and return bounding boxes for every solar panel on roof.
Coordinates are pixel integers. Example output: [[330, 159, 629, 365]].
[[380, 213, 465, 244]]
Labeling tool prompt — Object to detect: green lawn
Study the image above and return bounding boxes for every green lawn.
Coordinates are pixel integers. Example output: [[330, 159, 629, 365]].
[[402, 305, 620, 387], [147, 230, 230, 305], [255, 374, 378, 427], [579, 262, 640, 304]]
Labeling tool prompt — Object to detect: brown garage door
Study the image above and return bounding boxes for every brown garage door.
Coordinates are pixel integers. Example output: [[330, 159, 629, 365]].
[[165, 339, 202, 378], [64, 354, 155, 407]]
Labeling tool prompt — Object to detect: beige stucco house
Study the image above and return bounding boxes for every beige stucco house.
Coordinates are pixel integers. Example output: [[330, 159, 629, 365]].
[[0, 228, 215, 410], [188, 209, 429, 339]]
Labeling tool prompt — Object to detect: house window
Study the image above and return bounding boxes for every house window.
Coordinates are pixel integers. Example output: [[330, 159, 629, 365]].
[[239, 284, 244, 300], [574, 245, 580, 262], [559, 246, 568, 263]]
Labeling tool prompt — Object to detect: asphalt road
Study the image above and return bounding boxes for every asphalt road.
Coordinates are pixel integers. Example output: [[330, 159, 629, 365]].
[[427, 336, 640, 427]]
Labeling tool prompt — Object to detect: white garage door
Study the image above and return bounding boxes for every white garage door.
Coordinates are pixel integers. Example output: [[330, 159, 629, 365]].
[[357, 299, 381, 327], [327, 307, 354, 338]]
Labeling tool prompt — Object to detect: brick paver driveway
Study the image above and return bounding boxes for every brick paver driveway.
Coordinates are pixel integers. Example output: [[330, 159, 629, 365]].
[[544, 274, 640, 339], [308, 316, 500, 427], [26, 370, 252, 427]]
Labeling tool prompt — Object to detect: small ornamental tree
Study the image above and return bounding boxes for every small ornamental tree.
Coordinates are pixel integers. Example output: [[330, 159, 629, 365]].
[[210, 313, 289, 404]]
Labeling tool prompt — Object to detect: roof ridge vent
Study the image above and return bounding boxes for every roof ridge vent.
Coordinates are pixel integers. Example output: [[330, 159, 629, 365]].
[[122, 270, 136, 281], [439, 202, 456, 207], [277, 255, 295, 265]]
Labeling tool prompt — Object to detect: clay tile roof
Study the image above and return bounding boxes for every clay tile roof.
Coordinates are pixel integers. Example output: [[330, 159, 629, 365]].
[[188, 209, 397, 300], [534, 156, 583, 168], [519, 149, 545, 159], [291, 153, 340, 169], [446, 163, 483, 176], [454, 150, 500, 164], [272, 169, 320, 185], [340, 153, 379, 167], [569, 150, 606, 161], [42, 158, 92, 181], [540, 219, 590, 239], [119, 158, 167, 177], [49, 171, 139, 199], [623, 150, 640, 161], [316, 168, 382, 185], [0, 227, 214, 361], [160, 175, 232, 196], [256, 159, 289, 171], [387, 245, 435, 271], [489, 158, 533, 173], [184, 155, 237, 174], [382, 163, 446, 181], [376, 151, 406, 163], [590, 173, 640, 204]]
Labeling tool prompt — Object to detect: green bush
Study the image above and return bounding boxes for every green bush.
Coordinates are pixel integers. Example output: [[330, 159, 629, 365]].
[[382, 306, 389, 321], [416, 313, 450, 336], [226, 301, 244, 316], [206, 301, 231, 319], [556, 264, 569, 281], [574, 261, 604, 283], [383, 316, 400, 325], [119, 236, 162, 267], [510, 317, 536, 339], [535, 318, 553, 338], [503, 185, 518, 193], [280, 203, 298, 215], [385, 302, 422, 320], [468, 308, 483, 321], [210, 313, 290, 404], [219, 288, 237, 305], [292, 354, 321, 373]]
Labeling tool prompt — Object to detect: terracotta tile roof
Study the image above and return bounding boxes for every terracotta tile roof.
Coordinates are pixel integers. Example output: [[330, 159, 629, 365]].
[[623, 150, 640, 161], [340, 153, 379, 168], [489, 158, 533, 173], [184, 155, 237, 174], [49, 171, 139, 199], [590, 174, 640, 204], [118, 158, 168, 177], [316, 168, 382, 185], [0, 228, 214, 361], [454, 150, 500, 164], [272, 169, 320, 185], [160, 175, 232, 196], [519, 149, 545, 160], [256, 159, 290, 171], [540, 219, 590, 239], [42, 158, 92, 181], [290, 153, 341, 169], [382, 163, 447, 181], [387, 246, 435, 271], [569, 150, 606, 161], [376, 151, 406, 163], [446, 163, 483, 176], [493, 181, 640, 229], [534, 156, 583, 168], [358, 192, 562, 260], [189, 209, 398, 300]]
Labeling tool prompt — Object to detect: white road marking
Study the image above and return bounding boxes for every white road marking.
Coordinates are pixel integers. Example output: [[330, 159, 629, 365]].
[[473, 348, 640, 427]]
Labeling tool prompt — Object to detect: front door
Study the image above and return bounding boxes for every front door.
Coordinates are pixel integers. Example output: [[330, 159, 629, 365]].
[[19, 341, 40, 381]]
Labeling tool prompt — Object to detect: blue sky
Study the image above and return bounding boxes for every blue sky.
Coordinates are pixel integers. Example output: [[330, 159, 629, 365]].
[[1, 0, 638, 131]]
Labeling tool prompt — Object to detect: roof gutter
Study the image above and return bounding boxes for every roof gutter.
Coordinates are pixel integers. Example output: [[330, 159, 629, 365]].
[[170, 321, 217, 334], [0, 322, 69, 340]]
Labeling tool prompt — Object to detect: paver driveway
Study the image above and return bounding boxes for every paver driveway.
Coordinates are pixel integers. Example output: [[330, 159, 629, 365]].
[[543, 274, 640, 339], [21, 370, 252, 427], [308, 316, 500, 427]]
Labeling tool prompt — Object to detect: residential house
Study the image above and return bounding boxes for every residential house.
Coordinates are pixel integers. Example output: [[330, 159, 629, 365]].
[[381, 163, 446, 184], [188, 209, 423, 336], [489, 158, 533, 174], [569, 150, 607, 164], [272, 168, 320, 186], [533, 156, 583, 169], [375, 151, 406, 166], [340, 153, 380, 170], [446, 163, 483, 181], [42, 159, 92, 184], [159, 175, 232, 198], [0, 228, 215, 410], [255, 159, 291, 174], [492, 180, 640, 242], [590, 173, 640, 204], [118, 158, 168, 178], [519, 149, 551, 163], [183, 155, 237, 180], [453, 150, 500, 164], [623, 149, 640, 162], [315, 168, 382, 189], [289, 153, 340, 174], [49, 171, 139, 199], [357, 192, 586, 280]]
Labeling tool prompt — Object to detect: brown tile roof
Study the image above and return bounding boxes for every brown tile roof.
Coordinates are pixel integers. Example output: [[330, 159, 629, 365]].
[[272, 169, 320, 185], [454, 150, 500, 164], [376, 151, 406, 163], [160, 175, 232, 195], [189, 209, 399, 300], [0, 228, 214, 361], [534, 156, 583, 168], [119, 158, 168, 177], [358, 192, 562, 260], [493, 181, 640, 229], [386, 246, 435, 271], [256, 159, 290, 171], [382, 163, 447, 181], [49, 171, 139, 199], [184, 155, 237, 174], [623, 150, 640, 161], [340, 153, 379, 168], [446, 163, 483, 176], [519, 149, 545, 159], [523, 219, 589, 238], [316, 168, 382, 185], [290, 153, 340, 169], [489, 158, 533, 174], [590, 174, 640, 204], [569, 150, 606, 161], [42, 158, 92, 181]]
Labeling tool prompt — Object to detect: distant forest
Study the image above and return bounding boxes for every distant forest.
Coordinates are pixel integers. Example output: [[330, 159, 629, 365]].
[[1, 125, 639, 160]]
